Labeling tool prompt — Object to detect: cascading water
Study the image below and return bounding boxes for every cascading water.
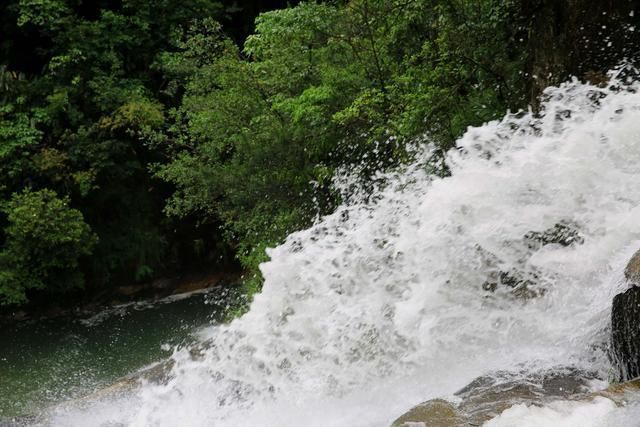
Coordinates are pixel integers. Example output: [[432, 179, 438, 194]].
[[47, 75, 640, 426]]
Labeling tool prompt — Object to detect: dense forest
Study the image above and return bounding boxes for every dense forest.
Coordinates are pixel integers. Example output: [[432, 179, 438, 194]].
[[0, 0, 638, 309]]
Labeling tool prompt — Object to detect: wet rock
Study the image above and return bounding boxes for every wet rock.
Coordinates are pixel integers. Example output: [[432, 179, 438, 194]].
[[40, 340, 214, 420], [173, 276, 216, 294], [478, 221, 582, 300], [43, 358, 177, 420], [391, 369, 640, 427], [482, 270, 545, 300], [390, 399, 465, 427], [137, 359, 176, 384], [610, 249, 640, 381], [188, 339, 212, 360], [595, 377, 640, 404], [455, 369, 593, 424], [624, 249, 640, 284], [523, 221, 584, 249], [390, 369, 595, 427], [35, 340, 211, 422], [611, 286, 640, 381]]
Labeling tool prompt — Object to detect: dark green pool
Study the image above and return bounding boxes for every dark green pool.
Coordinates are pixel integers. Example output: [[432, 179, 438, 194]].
[[0, 289, 229, 418]]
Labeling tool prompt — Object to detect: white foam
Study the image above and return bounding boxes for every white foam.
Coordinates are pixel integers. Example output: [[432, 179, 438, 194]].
[[485, 397, 640, 427]]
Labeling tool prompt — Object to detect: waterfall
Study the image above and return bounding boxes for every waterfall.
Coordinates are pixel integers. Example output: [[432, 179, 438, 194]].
[[49, 75, 640, 426]]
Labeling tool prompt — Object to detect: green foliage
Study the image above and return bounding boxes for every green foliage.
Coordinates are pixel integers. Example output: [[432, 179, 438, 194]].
[[387, 0, 526, 148], [0, 0, 233, 304], [157, 6, 348, 276], [16, 0, 70, 28], [0, 105, 43, 192], [157, 0, 527, 302], [0, 0, 534, 310], [0, 189, 96, 305]]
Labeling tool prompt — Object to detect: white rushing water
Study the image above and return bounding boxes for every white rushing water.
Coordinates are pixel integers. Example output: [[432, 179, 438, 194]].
[[484, 397, 640, 427], [48, 75, 640, 426]]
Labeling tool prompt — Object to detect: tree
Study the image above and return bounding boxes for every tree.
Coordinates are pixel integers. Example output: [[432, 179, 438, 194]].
[[156, 1, 526, 298], [0, 0, 230, 296], [0, 189, 96, 305]]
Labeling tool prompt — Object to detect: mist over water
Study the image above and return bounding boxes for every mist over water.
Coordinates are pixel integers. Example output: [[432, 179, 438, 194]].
[[48, 75, 640, 426]]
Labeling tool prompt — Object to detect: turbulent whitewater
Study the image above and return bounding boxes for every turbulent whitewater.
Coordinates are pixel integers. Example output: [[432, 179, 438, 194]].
[[48, 76, 640, 426]]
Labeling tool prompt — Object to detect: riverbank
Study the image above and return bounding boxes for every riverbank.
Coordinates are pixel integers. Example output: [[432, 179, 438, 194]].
[[0, 268, 243, 323]]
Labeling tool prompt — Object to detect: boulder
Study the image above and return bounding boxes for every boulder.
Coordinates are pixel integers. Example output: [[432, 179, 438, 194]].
[[456, 369, 592, 424], [595, 377, 640, 402], [610, 249, 640, 382], [391, 374, 640, 427], [390, 399, 464, 427], [624, 249, 640, 284], [390, 369, 594, 427], [611, 287, 640, 381], [53, 358, 176, 411]]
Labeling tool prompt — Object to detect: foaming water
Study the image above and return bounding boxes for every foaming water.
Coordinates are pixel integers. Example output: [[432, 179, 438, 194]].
[[48, 76, 640, 426], [485, 397, 640, 427]]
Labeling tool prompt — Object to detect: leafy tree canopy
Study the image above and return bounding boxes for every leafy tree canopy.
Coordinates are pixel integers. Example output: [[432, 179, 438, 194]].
[[0, 189, 96, 305]]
